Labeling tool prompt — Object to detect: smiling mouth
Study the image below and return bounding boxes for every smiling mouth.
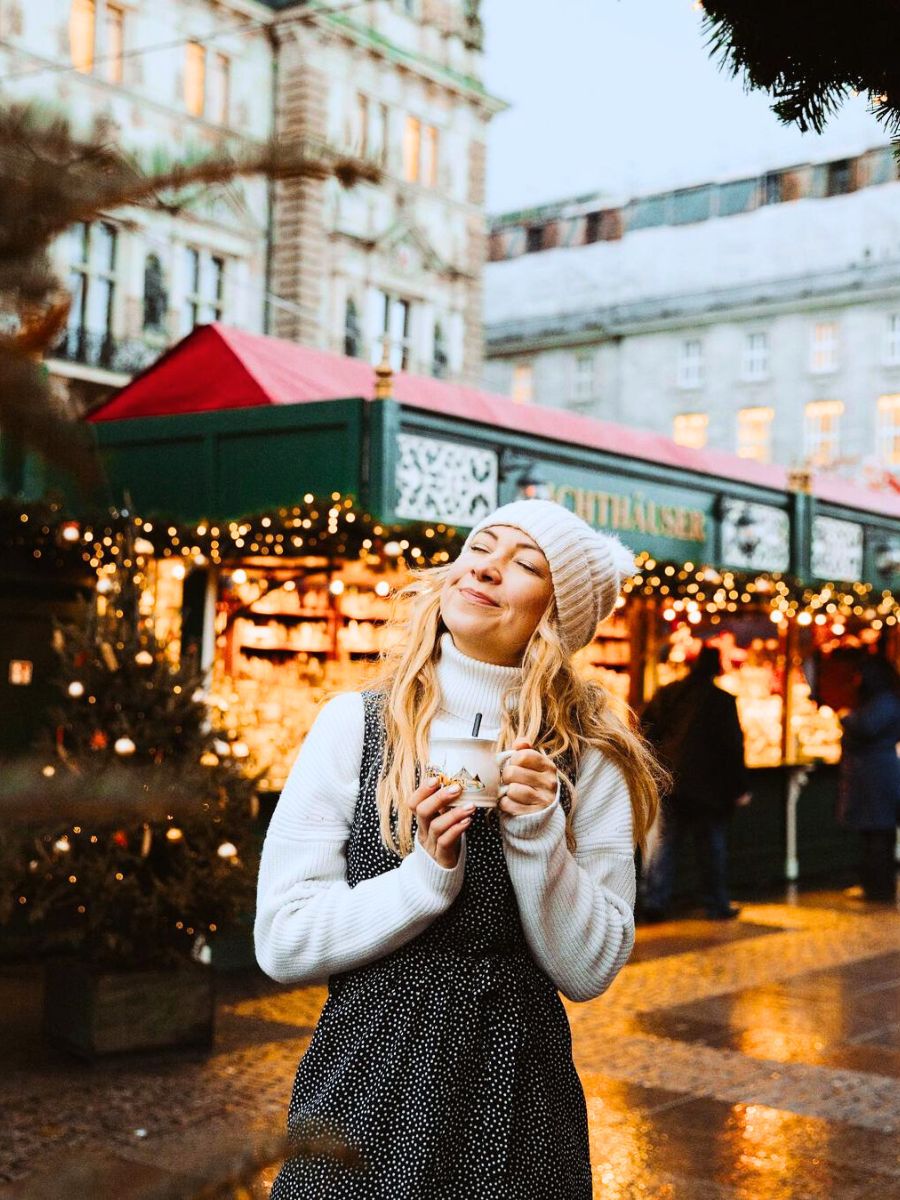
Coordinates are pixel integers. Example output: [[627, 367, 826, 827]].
[[459, 587, 500, 608]]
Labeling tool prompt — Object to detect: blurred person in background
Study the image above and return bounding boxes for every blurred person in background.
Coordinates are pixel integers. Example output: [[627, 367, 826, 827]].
[[640, 644, 750, 922], [839, 653, 900, 903]]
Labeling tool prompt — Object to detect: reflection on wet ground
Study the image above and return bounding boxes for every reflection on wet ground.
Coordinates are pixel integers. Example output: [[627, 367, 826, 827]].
[[1, 889, 898, 1198]]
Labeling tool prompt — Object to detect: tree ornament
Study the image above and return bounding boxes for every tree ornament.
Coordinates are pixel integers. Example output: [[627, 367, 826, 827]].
[[216, 841, 238, 859], [67, 680, 85, 698], [90, 729, 108, 751], [213, 739, 231, 757], [114, 736, 136, 756], [140, 824, 153, 857], [165, 827, 184, 842], [41, 764, 56, 777], [53, 836, 71, 853], [112, 830, 128, 848], [199, 751, 219, 767], [134, 649, 154, 666], [100, 643, 119, 672]]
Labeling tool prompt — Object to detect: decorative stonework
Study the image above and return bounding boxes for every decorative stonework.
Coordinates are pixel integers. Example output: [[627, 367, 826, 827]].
[[395, 433, 497, 525], [720, 499, 790, 572]]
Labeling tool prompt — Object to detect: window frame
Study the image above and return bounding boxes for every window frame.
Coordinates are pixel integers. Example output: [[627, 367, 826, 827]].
[[885, 314, 900, 366], [677, 338, 704, 390], [736, 405, 774, 463], [741, 331, 769, 382], [672, 411, 709, 449], [810, 320, 839, 374], [803, 399, 844, 467], [876, 394, 900, 466], [511, 362, 534, 405], [104, 2, 125, 84], [182, 246, 225, 334], [185, 41, 206, 118], [69, 0, 96, 74]]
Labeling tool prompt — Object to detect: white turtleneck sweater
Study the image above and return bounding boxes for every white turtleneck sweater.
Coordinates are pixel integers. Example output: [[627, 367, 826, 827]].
[[254, 635, 636, 1002]]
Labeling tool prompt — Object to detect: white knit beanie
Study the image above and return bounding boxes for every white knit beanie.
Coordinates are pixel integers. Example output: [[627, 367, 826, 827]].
[[462, 500, 636, 653]]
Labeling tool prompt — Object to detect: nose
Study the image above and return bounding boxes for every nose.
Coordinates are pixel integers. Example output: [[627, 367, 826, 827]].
[[472, 553, 502, 582]]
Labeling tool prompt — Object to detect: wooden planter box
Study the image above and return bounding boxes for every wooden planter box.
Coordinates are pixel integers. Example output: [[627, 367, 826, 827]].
[[43, 959, 215, 1058]]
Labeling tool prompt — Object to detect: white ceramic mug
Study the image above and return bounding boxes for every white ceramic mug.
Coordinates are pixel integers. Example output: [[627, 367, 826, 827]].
[[424, 735, 514, 808]]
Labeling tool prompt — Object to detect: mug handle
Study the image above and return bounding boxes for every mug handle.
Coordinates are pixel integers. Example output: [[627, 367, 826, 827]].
[[495, 749, 514, 798]]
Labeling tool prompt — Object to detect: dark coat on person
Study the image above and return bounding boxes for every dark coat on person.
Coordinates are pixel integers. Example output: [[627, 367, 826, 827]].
[[642, 675, 748, 819], [839, 690, 900, 831]]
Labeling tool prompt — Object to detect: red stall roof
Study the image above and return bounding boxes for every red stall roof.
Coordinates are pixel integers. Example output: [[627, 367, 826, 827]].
[[89, 323, 900, 520]]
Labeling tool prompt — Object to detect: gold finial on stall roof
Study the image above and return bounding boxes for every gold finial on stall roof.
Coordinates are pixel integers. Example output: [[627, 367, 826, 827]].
[[374, 341, 394, 400], [787, 465, 813, 494]]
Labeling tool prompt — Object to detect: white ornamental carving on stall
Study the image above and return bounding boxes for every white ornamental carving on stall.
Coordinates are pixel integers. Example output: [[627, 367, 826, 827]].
[[395, 433, 498, 525], [720, 499, 791, 572], [811, 516, 865, 581]]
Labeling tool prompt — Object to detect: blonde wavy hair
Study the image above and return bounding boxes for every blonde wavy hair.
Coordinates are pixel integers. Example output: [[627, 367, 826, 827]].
[[366, 563, 663, 858]]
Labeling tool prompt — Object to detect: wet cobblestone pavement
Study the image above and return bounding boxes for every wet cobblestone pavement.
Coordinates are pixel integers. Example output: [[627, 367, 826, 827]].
[[1, 888, 899, 1198]]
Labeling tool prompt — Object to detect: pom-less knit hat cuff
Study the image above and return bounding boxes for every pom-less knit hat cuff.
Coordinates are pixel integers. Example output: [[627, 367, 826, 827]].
[[463, 500, 635, 652]]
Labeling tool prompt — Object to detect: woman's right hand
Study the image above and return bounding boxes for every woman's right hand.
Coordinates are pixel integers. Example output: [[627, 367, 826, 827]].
[[410, 778, 474, 869]]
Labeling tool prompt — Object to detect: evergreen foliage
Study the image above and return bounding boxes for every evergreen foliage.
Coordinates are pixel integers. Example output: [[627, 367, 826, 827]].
[[701, 1, 900, 138], [5, 534, 261, 969]]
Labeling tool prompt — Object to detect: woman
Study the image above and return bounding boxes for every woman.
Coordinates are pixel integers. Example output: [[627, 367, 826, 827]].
[[839, 654, 900, 902], [255, 500, 662, 1198]]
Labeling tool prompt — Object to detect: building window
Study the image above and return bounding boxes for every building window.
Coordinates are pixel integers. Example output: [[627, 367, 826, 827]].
[[810, 321, 838, 373], [344, 298, 360, 358], [62, 220, 117, 366], [742, 331, 769, 381], [526, 226, 544, 254], [142, 254, 168, 334], [573, 351, 597, 401], [432, 322, 448, 379], [737, 406, 774, 463], [584, 212, 601, 244], [185, 42, 206, 117], [182, 248, 224, 333], [70, 0, 95, 74], [421, 124, 439, 188], [677, 338, 703, 389], [369, 290, 411, 371], [885, 314, 900, 365], [403, 116, 421, 183], [402, 116, 438, 186], [104, 3, 125, 83], [826, 159, 853, 196], [208, 53, 230, 125], [877, 395, 900, 466], [355, 93, 369, 156], [762, 172, 783, 205], [511, 363, 534, 405], [672, 412, 708, 449], [804, 400, 844, 467]]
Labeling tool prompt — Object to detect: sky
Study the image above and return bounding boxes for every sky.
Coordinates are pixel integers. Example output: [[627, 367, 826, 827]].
[[482, 0, 888, 214]]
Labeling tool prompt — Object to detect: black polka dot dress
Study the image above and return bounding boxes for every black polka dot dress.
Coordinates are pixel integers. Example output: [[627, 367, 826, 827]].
[[270, 692, 592, 1199]]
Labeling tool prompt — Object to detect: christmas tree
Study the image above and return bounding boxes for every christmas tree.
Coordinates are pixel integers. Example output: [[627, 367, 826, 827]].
[[10, 532, 260, 970]]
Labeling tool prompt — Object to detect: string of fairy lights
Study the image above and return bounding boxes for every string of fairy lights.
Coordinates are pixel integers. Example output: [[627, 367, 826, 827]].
[[5, 497, 900, 629]]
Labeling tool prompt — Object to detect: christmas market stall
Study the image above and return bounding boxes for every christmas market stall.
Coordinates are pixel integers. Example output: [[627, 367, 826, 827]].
[[62, 323, 900, 889]]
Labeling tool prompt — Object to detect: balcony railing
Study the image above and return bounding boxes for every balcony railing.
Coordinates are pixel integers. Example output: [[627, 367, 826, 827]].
[[51, 326, 161, 375]]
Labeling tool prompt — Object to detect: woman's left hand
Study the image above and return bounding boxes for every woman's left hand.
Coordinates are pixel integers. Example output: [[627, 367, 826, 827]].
[[498, 739, 558, 817]]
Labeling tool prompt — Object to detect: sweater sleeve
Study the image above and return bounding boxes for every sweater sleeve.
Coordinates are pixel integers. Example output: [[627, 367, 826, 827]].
[[254, 692, 465, 986], [500, 747, 635, 1003]]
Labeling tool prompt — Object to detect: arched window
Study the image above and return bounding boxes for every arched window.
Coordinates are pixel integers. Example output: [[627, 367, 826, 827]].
[[142, 253, 168, 333], [344, 298, 361, 358], [432, 321, 448, 379]]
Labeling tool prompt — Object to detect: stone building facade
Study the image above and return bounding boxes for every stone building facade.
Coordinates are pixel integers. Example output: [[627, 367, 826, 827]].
[[267, 0, 502, 384], [483, 146, 900, 482], [0, 0, 274, 413], [0, 0, 499, 416]]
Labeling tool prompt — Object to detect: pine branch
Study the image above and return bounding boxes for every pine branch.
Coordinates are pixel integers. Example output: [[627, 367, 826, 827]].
[[700, 0, 900, 138]]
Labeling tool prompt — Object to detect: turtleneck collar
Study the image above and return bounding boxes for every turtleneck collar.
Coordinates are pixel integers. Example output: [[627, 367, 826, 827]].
[[435, 633, 520, 728]]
